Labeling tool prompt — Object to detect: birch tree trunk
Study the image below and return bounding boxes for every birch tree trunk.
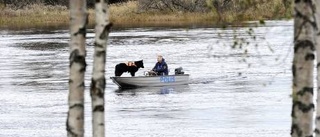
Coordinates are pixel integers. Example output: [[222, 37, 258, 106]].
[[67, 0, 88, 136], [90, 0, 112, 136], [292, 0, 315, 137], [314, 0, 320, 136]]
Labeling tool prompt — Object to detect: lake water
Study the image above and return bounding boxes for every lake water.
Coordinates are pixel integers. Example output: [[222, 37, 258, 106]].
[[0, 20, 292, 137]]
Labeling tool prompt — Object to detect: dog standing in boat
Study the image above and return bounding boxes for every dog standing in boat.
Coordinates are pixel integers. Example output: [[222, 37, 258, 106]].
[[115, 60, 144, 77]]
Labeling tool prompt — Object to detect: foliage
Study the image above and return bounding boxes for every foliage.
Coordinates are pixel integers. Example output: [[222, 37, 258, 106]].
[[137, 0, 208, 12], [0, 0, 128, 9], [206, 0, 292, 22], [0, 0, 292, 29]]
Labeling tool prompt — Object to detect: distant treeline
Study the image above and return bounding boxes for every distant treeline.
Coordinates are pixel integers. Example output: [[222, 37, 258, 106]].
[[0, 0, 130, 8], [0, 0, 292, 14], [138, 0, 292, 13], [0, 0, 292, 29], [137, 0, 292, 20]]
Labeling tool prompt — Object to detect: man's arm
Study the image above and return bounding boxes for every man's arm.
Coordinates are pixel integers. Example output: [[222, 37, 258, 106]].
[[152, 63, 157, 71]]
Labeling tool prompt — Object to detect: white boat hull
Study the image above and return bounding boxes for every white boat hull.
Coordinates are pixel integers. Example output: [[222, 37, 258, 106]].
[[110, 74, 189, 88]]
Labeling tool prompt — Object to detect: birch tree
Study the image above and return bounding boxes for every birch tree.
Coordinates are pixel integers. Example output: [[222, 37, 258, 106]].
[[292, 0, 315, 136], [314, 0, 320, 136], [90, 0, 112, 136], [66, 0, 88, 136]]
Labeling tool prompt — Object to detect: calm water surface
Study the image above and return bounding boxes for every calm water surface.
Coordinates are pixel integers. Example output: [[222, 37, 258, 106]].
[[0, 20, 292, 137]]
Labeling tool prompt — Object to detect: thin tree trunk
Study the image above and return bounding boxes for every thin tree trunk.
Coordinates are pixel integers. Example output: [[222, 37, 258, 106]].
[[90, 0, 112, 136], [67, 0, 88, 136], [314, 0, 320, 136], [292, 0, 315, 137]]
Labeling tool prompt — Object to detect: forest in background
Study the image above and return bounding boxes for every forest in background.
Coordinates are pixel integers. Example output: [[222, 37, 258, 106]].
[[0, 0, 292, 29], [0, 0, 128, 8]]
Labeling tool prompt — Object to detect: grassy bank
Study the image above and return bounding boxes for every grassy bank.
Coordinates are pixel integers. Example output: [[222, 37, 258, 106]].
[[0, 1, 291, 29]]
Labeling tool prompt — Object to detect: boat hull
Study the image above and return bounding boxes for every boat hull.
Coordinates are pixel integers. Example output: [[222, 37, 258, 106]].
[[110, 74, 189, 88]]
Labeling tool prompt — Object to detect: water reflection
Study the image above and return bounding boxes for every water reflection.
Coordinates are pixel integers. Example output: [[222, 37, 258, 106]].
[[0, 21, 292, 136], [5, 42, 68, 92], [16, 42, 68, 51], [114, 85, 190, 96]]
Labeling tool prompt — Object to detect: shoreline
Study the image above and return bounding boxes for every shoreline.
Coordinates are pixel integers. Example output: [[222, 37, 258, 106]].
[[0, 1, 291, 30]]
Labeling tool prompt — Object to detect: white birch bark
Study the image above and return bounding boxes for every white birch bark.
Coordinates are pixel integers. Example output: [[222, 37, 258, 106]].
[[90, 0, 112, 136], [314, 0, 320, 136], [292, 0, 315, 137], [67, 0, 88, 136]]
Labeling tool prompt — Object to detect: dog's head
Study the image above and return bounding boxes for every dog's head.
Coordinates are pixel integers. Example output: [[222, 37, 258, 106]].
[[134, 60, 144, 68]]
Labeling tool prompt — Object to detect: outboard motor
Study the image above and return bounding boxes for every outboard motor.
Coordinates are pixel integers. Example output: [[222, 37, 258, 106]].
[[175, 67, 184, 75]]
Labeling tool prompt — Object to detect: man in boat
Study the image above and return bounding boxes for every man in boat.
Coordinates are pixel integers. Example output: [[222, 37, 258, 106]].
[[151, 55, 168, 75]]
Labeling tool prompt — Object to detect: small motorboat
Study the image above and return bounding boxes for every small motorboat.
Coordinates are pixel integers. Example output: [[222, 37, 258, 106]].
[[110, 67, 189, 88]]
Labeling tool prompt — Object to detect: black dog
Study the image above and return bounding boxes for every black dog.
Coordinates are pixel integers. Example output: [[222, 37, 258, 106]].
[[115, 60, 144, 77]]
